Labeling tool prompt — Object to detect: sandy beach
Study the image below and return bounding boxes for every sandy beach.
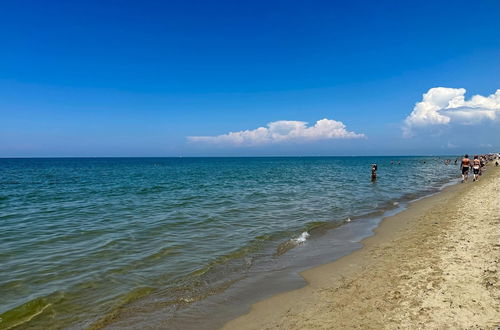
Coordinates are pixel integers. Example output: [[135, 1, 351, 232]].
[[223, 165, 500, 329]]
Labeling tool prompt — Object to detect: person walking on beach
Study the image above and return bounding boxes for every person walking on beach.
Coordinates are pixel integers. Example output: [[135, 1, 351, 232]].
[[472, 155, 481, 182], [371, 163, 378, 182], [460, 154, 471, 183]]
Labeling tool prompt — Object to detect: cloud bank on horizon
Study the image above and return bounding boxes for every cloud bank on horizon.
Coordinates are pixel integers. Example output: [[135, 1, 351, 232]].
[[187, 88, 499, 150], [403, 87, 500, 137], [188, 118, 365, 146]]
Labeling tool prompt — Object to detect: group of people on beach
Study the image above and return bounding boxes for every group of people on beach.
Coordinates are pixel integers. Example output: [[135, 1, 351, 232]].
[[459, 153, 499, 183], [369, 153, 499, 183]]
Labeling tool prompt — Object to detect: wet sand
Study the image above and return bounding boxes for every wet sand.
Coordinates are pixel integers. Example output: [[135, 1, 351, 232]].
[[223, 166, 500, 329]]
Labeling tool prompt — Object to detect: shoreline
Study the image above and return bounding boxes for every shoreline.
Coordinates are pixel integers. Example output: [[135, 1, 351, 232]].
[[222, 165, 500, 329], [0, 157, 464, 330], [102, 165, 464, 330]]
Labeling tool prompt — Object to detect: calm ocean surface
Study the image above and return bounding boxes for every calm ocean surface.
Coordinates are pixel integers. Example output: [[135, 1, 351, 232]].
[[0, 157, 460, 328]]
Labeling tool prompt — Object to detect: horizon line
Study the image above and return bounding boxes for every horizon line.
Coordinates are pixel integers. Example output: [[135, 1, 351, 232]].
[[0, 154, 476, 159]]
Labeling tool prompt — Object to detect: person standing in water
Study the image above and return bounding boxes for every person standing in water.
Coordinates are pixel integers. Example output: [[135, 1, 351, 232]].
[[472, 155, 481, 181], [460, 154, 471, 183], [371, 163, 378, 182]]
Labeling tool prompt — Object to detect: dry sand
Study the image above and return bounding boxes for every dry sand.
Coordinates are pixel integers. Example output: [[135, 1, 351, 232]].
[[223, 166, 500, 329]]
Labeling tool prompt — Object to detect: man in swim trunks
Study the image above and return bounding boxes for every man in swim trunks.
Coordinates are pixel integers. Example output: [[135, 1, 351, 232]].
[[472, 155, 481, 181], [460, 154, 471, 183]]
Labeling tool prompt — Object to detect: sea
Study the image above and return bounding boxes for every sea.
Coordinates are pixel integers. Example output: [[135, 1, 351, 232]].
[[0, 156, 460, 329]]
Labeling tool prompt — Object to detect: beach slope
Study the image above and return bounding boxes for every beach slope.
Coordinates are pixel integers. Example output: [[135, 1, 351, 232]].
[[223, 166, 500, 329]]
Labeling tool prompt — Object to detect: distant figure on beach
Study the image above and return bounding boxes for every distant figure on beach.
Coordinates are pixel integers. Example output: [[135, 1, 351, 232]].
[[371, 164, 378, 182], [454, 158, 458, 165], [472, 155, 481, 182], [460, 154, 471, 183]]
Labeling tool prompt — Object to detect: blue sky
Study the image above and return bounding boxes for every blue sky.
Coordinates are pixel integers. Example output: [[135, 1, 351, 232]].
[[1, 0, 499, 157]]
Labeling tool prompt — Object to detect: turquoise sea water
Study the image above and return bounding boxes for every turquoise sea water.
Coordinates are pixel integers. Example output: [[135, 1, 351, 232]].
[[0, 157, 460, 328]]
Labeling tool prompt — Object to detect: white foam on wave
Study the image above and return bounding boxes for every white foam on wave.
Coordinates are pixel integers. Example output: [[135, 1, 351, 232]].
[[293, 231, 310, 244], [393, 202, 399, 206], [346, 218, 352, 222]]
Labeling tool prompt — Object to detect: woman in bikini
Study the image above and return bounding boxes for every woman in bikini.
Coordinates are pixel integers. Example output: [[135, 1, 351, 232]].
[[460, 154, 471, 183], [472, 155, 481, 181]]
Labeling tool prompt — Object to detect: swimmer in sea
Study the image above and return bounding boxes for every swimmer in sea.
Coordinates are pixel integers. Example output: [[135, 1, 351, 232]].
[[460, 154, 471, 183], [472, 155, 480, 181], [371, 164, 378, 182]]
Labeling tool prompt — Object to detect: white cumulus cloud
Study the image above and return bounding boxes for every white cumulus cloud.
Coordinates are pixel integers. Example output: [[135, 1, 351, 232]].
[[403, 87, 500, 137], [188, 118, 365, 146]]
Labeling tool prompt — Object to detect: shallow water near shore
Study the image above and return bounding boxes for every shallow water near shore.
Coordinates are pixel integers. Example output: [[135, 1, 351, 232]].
[[0, 156, 460, 329]]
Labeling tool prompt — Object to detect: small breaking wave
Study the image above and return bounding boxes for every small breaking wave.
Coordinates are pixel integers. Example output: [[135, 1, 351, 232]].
[[292, 231, 310, 244], [276, 231, 310, 256]]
